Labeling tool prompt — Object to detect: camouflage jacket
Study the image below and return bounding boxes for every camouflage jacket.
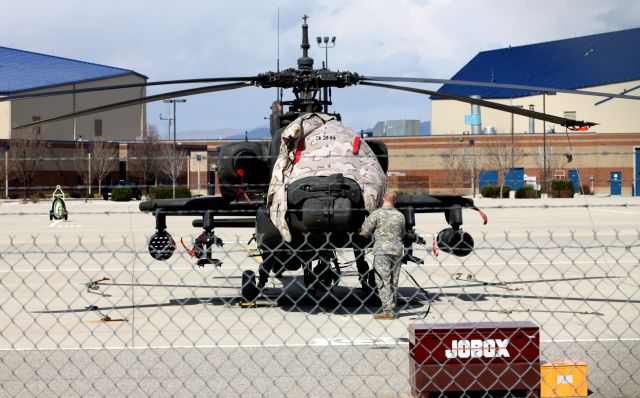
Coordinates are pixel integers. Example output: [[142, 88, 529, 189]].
[[359, 206, 406, 256], [268, 113, 386, 242]]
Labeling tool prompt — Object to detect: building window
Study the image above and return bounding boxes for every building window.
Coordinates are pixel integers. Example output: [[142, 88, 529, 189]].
[[94, 119, 103, 137], [564, 111, 576, 120]]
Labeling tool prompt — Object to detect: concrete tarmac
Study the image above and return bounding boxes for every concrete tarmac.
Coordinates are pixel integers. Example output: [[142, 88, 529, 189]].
[[0, 196, 638, 396]]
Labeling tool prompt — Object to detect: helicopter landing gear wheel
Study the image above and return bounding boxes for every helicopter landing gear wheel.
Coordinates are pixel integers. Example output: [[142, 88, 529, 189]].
[[240, 270, 260, 307]]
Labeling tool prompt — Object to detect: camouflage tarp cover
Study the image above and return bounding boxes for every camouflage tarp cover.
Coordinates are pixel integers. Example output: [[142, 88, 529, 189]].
[[268, 113, 386, 242]]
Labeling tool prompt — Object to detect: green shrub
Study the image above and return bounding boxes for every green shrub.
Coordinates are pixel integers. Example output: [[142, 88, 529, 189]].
[[515, 185, 538, 199], [111, 187, 133, 201], [550, 179, 575, 198], [149, 186, 192, 199], [175, 186, 192, 198], [29, 192, 46, 203], [480, 185, 511, 198]]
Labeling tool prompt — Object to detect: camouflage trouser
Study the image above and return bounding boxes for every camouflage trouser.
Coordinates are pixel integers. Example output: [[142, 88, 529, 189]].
[[373, 254, 402, 312]]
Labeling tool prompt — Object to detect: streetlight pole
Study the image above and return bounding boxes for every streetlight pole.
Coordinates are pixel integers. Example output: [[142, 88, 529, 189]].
[[4, 143, 9, 199], [163, 99, 186, 199], [510, 104, 523, 189], [87, 147, 92, 198], [543, 93, 546, 194], [316, 35, 336, 113], [542, 92, 556, 193]]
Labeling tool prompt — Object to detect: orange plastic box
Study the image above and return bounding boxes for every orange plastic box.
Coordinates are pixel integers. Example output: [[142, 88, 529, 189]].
[[540, 360, 588, 397]]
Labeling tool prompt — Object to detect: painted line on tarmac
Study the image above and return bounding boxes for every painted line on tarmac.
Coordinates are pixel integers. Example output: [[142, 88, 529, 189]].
[[1, 259, 637, 274], [49, 220, 61, 228], [402, 259, 638, 268], [2, 337, 640, 352], [0, 266, 203, 274], [590, 208, 640, 215]]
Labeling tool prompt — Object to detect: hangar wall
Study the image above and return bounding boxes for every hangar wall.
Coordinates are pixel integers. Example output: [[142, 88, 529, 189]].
[[377, 133, 640, 196], [0, 74, 146, 141], [431, 81, 640, 135]]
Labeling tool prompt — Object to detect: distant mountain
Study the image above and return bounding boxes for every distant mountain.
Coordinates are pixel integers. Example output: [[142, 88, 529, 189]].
[[226, 127, 271, 140], [171, 121, 430, 140], [170, 128, 241, 140], [171, 126, 269, 140]]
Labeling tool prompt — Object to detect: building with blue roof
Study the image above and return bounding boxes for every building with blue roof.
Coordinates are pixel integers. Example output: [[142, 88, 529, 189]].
[[0, 46, 147, 141], [431, 28, 640, 135]]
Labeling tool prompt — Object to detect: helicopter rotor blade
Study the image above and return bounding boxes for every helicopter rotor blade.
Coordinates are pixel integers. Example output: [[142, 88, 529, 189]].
[[359, 76, 640, 101], [1, 77, 258, 102], [14, 82, 252, 130], [359, 81, 596, 128]]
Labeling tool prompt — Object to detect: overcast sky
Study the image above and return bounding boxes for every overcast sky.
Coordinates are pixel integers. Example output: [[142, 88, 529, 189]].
[[2, 0, 639, 136]]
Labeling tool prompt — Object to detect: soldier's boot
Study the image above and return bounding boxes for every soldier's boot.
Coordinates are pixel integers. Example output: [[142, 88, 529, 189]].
[[373, 311, 396, 320]]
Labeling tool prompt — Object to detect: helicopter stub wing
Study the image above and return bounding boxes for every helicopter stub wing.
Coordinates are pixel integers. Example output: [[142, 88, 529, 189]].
[[396, 194, 476, 213], [140, 196, 263, 216]]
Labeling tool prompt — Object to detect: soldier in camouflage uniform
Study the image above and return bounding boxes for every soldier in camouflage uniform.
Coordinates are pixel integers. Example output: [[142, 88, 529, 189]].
[[359, 191, 406, 320]]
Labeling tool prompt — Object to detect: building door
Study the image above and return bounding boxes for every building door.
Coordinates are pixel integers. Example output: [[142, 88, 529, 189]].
[[504, 168, 524, 190], [633, 148, 640, 196], [610, 171, 622, 196], [568, 170, 580, 194], [479, 170, 498, 189], [119, 161, 127, 181]]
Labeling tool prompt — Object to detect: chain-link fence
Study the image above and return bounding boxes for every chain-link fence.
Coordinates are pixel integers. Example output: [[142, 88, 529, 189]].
[[1, 199, 639, 397]]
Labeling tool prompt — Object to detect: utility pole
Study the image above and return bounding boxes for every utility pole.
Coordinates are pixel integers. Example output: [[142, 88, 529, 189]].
[[163, 99, 186, 199], [543, 93, 547, 193], [542, 92, 556, 193], [4, 143, 9, 199], [510, 104, 523, 189], [88, 148, 92, 198]]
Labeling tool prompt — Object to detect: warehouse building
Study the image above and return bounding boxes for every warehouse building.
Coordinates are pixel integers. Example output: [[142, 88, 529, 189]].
[[0, 46, 147, 141], [431, 28, 640, 135]]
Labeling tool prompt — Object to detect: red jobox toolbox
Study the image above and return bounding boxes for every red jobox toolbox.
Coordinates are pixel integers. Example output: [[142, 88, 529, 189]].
[[409, 321, 540, 397]]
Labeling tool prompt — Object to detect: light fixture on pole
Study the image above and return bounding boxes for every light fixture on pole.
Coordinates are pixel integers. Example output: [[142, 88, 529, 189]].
[[316, 36, 336, 68], [316, 35, 336, 113], [163, 99, 186, 199]]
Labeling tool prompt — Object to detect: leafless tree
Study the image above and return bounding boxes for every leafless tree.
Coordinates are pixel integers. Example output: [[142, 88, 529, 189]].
[[128, 124, 161, 192], [159, 143, 188, 195], [10, 128, 47, 199], [462, 145, 479, 197], [440, 140, 465, 194], [482, 136, 524, 197], [532, 145, 570, 190], [90, 141, 119, 195], [73, 140, 90, 196]]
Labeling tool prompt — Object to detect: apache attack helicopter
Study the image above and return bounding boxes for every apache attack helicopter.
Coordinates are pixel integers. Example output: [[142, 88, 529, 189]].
[[14, 15, 636, 305]]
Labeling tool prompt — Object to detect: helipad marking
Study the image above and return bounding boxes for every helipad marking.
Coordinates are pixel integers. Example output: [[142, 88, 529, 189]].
[[311, 337, 409, 346]]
